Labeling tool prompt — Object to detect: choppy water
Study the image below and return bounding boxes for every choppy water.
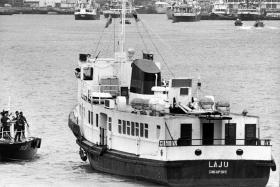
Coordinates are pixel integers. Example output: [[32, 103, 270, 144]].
[[0, 14, 279, 187]]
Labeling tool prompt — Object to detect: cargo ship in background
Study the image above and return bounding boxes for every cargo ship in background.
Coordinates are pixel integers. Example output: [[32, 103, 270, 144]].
[[68, 0, 276, 186]]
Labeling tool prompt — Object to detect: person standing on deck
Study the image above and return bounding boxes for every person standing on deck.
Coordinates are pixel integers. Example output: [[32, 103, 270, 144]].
[[14, 111, 22, 142], [1, 111, 11, 139], [19, 112, 29, 139]]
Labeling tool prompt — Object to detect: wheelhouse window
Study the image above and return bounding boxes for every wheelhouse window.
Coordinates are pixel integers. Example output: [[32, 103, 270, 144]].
[[131, 122, 135, 136], [140, 123, 144, 137], [108, 117, 112, 131], [127, 121, 130, 135], [122, 120, 126, 134], [180, 88, 189, 95], [118, 120, 122, 134], [135, 123, 139, 136], [144, 123, 148, 138], [83, 67, 93, 80]]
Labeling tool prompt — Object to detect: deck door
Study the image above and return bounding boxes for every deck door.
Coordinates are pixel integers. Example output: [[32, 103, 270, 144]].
[[225, 123, 236, 145], [179, 124, 192, 145], [203, 123, 214, 145], [245, 124, 256, 145]]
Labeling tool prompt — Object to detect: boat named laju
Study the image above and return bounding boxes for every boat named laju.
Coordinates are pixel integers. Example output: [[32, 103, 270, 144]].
[[0, 110, 41, 161], [74, 0, 100, 20], [68, 1, 276, 186]]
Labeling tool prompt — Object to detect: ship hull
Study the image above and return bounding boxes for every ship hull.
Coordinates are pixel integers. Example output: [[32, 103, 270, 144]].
[[0, 137, 41, 161], [77, 139, 271, 187], [68, 111, 273, 187], [173, 15, 201, 22], [209, 13, 236, 20], [75, 13, 100, 20]]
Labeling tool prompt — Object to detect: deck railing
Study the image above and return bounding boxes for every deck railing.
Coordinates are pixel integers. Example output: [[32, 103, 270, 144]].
[[159, 138, 271, 147], [0, 123, 29, 142]]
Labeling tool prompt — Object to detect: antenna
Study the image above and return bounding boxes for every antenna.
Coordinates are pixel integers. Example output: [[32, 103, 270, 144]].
[[120, 0, 126, 54]]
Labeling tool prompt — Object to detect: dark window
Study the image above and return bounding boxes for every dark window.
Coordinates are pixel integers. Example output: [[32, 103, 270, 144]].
[[83, 67, 93, 80], [91, 112, 93, 125], [171, 79, 192, 87], [180, 88, 189, 95], [131, 122, 135, 136], [144, 124, 148, 138], [135, 123, 139, 136], [118, 120, 122, 134], [88, 111, 90, 124], [96, 114, 99, 127], [127, 121, 130, 135], [122, 120, 126, 134], [245, 124, 256, 145], [179, 124, 192, 145], [140, 123, 144, 137], [225, 123, 236, 145], [108, 117, 112, 131]]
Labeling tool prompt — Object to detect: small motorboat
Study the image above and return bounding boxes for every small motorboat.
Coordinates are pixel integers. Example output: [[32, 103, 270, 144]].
[[234, 19, 243, 26], [254, 20, 264, 27], [0, 110, 41, 161]]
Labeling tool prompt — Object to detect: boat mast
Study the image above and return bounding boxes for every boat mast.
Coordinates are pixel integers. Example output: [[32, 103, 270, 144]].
[[120, 0, 126, 54]]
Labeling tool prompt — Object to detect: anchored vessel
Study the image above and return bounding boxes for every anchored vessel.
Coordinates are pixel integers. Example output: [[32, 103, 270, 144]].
[[68, 1, 276, 186], [74, 0, 100, 20], [210, 0, 236, 20], [171, 1, 201, 22]]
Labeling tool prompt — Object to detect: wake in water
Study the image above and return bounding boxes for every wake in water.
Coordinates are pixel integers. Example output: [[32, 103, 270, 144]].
[[238, 25, 280, 30]]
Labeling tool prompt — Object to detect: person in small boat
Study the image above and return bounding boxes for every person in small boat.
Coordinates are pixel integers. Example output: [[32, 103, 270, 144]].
[[14, 111, 22, 142], [19, 112, 28, 139], [1, 111, 11, 139]]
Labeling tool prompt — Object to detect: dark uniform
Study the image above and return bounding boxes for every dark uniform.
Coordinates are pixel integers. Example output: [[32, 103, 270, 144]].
[[1, 112, 11, 139], [19, 112, 27, 139], [14, 112, 21, 142]]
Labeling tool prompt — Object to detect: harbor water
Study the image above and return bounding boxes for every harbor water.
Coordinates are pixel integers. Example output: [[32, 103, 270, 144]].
[[0, 14, 279, 187]]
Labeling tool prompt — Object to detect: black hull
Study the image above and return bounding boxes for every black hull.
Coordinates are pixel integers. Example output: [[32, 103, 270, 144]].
[[78, 139, 271, 187], [238, 14, 263, 21], [68, 114, 273, 187], [173, 15, 201, 22], [0, 137, 41, 161], [209, 13, 236, 20], [75, 14, 100, 20]]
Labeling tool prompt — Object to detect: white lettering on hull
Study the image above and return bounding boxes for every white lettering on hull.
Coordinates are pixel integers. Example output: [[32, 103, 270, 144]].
[[208, 161, 229, 175]]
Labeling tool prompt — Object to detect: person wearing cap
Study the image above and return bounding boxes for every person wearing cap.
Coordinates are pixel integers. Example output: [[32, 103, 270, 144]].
[[1, 111, 11, 139]]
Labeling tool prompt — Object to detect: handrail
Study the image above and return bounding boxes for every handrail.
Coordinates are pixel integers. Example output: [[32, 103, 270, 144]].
[[159, 138, 271, 147]]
